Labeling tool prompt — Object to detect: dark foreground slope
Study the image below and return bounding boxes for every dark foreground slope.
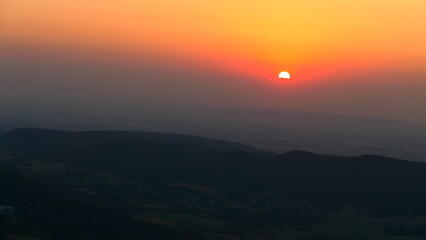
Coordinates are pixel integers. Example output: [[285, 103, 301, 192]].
[[53, 143, 426, 216], [1, 128, 426, 239], [0, 164, 187, 240]]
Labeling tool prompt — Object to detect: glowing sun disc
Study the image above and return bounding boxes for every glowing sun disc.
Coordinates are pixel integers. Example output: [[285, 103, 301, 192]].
[[278, 71, 291, 79]]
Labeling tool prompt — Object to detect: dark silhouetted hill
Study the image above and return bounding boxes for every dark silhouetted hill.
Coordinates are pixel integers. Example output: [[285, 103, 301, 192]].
[[2, 128, 425, 217], [2, 128, 426, 240], [0, 128, 260, 156], [3, 104, 426, 161], [0, 163, 188, 240]]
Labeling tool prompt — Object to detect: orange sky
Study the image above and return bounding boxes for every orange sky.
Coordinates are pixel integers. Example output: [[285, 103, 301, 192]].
[[1, 0, 426, 122], [2, 0, 425, 77]]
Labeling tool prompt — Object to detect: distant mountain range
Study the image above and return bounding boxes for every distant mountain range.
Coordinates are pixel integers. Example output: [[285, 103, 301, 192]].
[[1, 105, 426, 161], [1, 128, 426, 239]]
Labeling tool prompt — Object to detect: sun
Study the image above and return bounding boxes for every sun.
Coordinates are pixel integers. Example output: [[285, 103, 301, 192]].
[[278, 71, 291, 79]]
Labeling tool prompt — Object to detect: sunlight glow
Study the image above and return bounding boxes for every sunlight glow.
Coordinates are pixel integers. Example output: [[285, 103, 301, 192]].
[[278, 71, 291, 79]]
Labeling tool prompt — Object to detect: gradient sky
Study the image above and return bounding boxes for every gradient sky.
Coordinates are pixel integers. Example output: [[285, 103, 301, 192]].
[[1, 0, 426, 123]]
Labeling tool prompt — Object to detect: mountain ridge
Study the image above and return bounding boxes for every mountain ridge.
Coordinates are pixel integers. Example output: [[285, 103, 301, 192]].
[[1, 127, 426, 239], [0, 128, 261, 156]]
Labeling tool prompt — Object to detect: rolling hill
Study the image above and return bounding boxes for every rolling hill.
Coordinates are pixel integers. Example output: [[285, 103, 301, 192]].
[[1, 128, 425, 239], [0, 128, 260, 156], [2, 105, 426, 161], [0, 163, 188, 240]]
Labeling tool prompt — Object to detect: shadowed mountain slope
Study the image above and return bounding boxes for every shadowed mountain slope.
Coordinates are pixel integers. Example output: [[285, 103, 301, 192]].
[[0, 164, 188, 240], [57, 141, 426, 216], [1, 128, 425, 218]]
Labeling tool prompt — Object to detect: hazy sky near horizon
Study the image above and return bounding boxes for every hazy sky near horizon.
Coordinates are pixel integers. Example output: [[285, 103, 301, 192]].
[[1, 0, 425, 123]]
